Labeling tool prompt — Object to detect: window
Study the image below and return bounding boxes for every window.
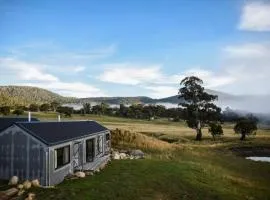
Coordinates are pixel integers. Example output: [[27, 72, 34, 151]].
[[54, 145, 70, 169], [106, 133, 110, 141], [86, 138, 95, 162], [97, 135, 103, 155]]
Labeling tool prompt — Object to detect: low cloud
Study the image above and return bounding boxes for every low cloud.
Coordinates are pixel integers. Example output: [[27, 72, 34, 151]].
[[238, 1, 270, 31], [97, 41, 270, 98], [19, 82, 106, 98]]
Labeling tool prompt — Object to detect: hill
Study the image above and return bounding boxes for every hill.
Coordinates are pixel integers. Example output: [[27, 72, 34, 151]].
[[0, 86, 75, 106]]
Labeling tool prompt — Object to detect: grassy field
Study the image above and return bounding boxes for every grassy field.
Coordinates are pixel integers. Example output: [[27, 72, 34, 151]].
[[3, 112, 270, 200]]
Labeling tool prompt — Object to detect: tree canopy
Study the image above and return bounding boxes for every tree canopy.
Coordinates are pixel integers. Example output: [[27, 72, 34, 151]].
[[234, 119, 257, 140]]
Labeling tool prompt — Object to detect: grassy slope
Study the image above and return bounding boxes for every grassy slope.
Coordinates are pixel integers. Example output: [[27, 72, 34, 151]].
[[4, 112, 270, 200]]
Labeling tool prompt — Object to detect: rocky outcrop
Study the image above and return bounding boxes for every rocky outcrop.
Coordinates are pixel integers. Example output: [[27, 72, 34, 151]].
[[111, 149, 145, 160]]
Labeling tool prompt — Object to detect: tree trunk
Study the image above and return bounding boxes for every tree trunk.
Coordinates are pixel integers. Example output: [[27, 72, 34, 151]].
[[240, 133, 246, 140], [196, 128, 202, 141], [195, 121, 202, 141]]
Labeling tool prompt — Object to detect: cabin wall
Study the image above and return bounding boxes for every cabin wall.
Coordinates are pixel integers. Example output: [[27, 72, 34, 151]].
[[0, 125, 47, 185], [48, 130, 110, 186]]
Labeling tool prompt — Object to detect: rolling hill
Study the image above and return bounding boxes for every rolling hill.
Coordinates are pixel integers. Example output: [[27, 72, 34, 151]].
[[0, 86, 76, 106]]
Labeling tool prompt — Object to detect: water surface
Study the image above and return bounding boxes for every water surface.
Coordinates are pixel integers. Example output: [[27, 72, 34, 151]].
[[246, 157, 270, 162]]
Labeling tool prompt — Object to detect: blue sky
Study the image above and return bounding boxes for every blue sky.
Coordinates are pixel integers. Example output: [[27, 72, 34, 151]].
[[0, 0, 270, 98]]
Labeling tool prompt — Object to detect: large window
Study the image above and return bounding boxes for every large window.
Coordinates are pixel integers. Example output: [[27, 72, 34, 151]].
[[86, 138, 95, 162], [97, 135, 103, 155], [54, 145, 70, 169]]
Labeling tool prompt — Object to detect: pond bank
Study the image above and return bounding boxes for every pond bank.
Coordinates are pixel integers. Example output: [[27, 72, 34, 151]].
[[230, 146, 270, 157]]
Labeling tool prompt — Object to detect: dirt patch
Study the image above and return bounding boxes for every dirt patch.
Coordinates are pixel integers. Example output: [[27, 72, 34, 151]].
[[230, 146, 270, 157]]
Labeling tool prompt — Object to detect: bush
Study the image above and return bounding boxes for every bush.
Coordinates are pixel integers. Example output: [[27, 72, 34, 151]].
[[13, 109, 24, 116], [29, 104, 39, 112], [0, 106, 10, 115], [208, 123, 223, 140]]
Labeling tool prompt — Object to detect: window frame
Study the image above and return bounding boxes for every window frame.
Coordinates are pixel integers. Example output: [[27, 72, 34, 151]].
[[86, 138, 95, 162], [97, 135, 103, 155], [54, 145, 70, 170]]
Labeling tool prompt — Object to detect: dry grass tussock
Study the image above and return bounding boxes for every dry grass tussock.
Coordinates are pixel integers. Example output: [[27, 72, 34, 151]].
[[111, 128, 180, 151]]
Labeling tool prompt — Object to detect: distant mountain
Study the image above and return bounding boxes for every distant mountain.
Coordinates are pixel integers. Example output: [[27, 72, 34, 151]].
[[0, 86, 269, 113]]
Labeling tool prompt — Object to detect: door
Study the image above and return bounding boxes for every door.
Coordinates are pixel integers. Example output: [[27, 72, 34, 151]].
[[86, 138, 95, 162], [73, 142, 82, 170]]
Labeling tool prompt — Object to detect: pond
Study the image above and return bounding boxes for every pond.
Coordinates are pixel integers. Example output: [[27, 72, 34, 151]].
[[246, 157, 270, 163]]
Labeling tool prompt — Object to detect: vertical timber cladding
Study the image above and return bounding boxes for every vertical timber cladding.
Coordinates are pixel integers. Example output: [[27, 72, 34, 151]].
[[13, 129, 27, 180], [0, 128, 12, 179], [0, 125, 47, 184], [12, 126, 46, 184]]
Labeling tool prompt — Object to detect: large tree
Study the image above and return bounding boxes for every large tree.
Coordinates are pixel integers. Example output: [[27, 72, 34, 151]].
[[178, 76, 221, 140]]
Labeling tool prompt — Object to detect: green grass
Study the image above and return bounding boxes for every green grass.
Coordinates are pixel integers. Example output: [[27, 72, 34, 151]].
[[2, 112, 270, 200], [25, 149, 270, 200]]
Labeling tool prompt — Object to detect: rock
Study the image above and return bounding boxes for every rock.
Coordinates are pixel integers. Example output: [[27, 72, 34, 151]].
[[85, 171, 94, 176], [119, 149, 128, 153], [23, 180, 31, 190], [119, 153, 127, 159], [31, 179, 40, 187], [95, 169, 100, 173], [130, 149, 145, 159], [112, 152, 120, 160], [99, 162, 107, 170], [75, 171, 85, 178], [9, 176, 19, 185], [17, 184, 24, 190], [25, 193, 35, 200], [18, 189, 25, 196], [2, 188, 19, 197]]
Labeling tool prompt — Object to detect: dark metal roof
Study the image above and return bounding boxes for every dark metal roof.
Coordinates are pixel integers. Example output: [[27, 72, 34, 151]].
[[15, 121, 109, 145], [0, 117, 39, 132]]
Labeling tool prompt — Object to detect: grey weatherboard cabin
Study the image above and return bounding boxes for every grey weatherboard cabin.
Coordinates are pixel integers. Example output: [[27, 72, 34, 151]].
[[0, 118, 111, 186]]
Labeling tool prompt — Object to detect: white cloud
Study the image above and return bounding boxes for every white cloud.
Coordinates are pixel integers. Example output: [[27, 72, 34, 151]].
[[239, 1, 270, 31], [98, 63, 163, 85], [0, 57, 106, 98], [219, 42, 270, 94], [0, 58, 58, 81]]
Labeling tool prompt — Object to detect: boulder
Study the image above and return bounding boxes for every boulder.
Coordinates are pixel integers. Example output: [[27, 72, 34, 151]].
[[75, 171, 85, 178], [31, 179, 40, 187], [119, 153, 127, 159], [130, 149, 145, 159], [17, 184, 24, 190], [112, 152, 120, 160], [2, 188, 19, 197], [85, 171, 94, 176], [99, 162, 107, 170], [25, 193, 35, 200], [23, 180, 31, 190], [18, 189, 25, 196], [8, 176, 19, 185]]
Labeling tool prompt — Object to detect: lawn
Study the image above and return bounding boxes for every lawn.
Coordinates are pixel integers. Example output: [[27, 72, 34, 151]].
[[4, 112, 270, 200]]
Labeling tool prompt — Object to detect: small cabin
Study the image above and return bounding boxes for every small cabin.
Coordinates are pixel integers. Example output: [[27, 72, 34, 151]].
[[0, 118, 111, 186]]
